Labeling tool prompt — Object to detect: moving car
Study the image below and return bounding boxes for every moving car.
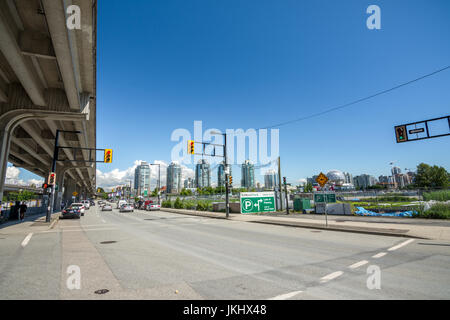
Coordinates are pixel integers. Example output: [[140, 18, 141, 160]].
[[81, 200, 90, 210], [119, 203, 134, 212], [146, 203, 161, 211], [61, 203, 84, 219], [102, 204, 112, 211]]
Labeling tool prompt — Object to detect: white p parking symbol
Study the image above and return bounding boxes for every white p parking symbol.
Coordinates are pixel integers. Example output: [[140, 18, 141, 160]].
[[244, 200, 253, 211]]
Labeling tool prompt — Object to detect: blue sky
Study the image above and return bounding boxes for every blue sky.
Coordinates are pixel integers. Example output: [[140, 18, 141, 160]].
[[15, 0, 450, 187]]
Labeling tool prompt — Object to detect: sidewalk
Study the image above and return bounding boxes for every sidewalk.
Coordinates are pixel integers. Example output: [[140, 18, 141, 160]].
[[160, 208, 450, 241], [0, 211, 60, 234]]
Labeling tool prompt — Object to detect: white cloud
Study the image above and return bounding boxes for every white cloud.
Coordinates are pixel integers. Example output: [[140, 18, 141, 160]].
[[96, 160, 195, 191], [4, 166, 44, 186]]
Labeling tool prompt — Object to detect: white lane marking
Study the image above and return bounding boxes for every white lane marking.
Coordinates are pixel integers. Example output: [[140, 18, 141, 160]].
[[320, 271, 343, 283], [268, 290, 303, 300], [40, 227, 118, 233], [388, 239, 414, 251], [348, 260, 369, 269], [21, 233, 33, 247], [372, 252, 387, 258]]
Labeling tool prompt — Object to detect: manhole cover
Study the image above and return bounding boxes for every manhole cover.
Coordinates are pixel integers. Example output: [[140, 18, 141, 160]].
[[94, 289, 109, 294], [100, 241, 117, 244]]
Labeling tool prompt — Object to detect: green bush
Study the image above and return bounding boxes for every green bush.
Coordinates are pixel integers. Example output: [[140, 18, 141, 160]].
[[196, 200, 210, 211], [416, 203, 450, 219], [161, 199, 172, 208], [183, 200, 197, 210], [174, 197, 183, 209], [423, 190, 450, 202]]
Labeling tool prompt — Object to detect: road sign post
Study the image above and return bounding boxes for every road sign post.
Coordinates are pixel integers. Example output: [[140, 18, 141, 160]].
[[315, 172, 330, 227]]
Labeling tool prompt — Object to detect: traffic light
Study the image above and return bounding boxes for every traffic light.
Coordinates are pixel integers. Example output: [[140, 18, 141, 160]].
[[104, 149, 113, 163], [395, 125, 408, 143], [283, 177, 286, 185], [188, 140, 195, 155], [228, 175, 232, 185], [48, 172, 56, 185], [42, 183, 49, 189]]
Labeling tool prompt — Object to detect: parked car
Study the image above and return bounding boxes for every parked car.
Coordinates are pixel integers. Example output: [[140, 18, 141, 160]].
[[62, 203, 84, 219], [119, 203, 134, 212], [81, 200, 90, 210], [146, 203, 161, 211], [102, 204, 112, 211]]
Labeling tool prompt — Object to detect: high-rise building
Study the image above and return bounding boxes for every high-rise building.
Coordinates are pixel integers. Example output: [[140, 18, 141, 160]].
[[391, 166, 401, 176], [195, 159, 211, 188], [343, 172, 353, 184], [264, 170, 277, 189], [166, 162, 182, 194], [184, 178, 194, 189], [353, 174, 377, 189], [241, 160, 255, 189], [134, 161, 151, 196]]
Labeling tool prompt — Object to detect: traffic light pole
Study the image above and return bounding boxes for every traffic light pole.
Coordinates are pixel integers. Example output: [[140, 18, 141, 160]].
[[224, 133, 229, 219], [46, 130, 81, 222], [46, 130, 60, 222]]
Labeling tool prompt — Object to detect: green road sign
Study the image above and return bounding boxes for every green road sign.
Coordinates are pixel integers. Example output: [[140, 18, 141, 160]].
[[314, 193, 336, 203], [240, 192, 276, 214], [143, 189, 148, 196]]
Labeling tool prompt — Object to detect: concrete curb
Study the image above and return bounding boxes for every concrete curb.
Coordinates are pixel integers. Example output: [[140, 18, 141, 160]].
[[249, 219, 429, 239], [48, 214, 60, 230], [161, 208, 430, 239]]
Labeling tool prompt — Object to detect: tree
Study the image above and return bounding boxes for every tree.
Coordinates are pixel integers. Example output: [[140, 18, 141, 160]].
[[304, 183, 313, 193], [415, 163, 449, 189]]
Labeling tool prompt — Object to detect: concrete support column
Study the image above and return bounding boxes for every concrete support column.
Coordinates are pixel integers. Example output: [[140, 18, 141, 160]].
[[63, 177, 76, 206], [0, 128, 13, 206]]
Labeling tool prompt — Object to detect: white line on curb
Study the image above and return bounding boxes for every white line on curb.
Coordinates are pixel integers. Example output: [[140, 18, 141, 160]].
[[388, 239, 414, 251], [372, 252, 387, 258], [21, 233, 33, 247], [268, 290, 303, 300], [348, 260, 369, 269], [320, 271, 343, 283]]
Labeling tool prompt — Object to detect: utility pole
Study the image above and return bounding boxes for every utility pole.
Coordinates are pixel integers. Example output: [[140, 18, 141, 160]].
[[283, 177, 289, 215], [277, 156, 283, 211]]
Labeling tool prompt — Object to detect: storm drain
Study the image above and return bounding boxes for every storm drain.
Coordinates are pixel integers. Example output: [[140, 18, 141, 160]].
[[100, 241, 117, 244], [94, 289, 109, 295]]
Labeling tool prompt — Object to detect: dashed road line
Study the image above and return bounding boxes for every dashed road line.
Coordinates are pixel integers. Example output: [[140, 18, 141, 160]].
[[388, 239, 414, 251], [268, 290, 303, 300], [372, 252, 387, 258], [320, 271, 344, 283], [21, 233, 33, 247], [348, 260, 369, 269]]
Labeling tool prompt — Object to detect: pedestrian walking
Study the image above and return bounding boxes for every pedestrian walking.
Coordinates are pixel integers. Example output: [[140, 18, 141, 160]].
[[19, 202, 27, 221]]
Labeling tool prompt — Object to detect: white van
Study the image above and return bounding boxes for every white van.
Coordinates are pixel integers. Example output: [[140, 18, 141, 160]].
[[81, 200, 90, 210], [117, 200, 127, 209]]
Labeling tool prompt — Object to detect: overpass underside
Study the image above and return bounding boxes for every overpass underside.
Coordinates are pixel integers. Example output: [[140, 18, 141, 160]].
[[0, 0, 97, 209]]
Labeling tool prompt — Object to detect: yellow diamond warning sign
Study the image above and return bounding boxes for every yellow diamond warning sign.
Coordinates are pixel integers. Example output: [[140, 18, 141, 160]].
[[315, 172, 329, 188]]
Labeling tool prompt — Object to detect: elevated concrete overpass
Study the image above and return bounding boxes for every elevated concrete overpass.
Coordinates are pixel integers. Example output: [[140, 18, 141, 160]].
[[0, 0, 97, 210]]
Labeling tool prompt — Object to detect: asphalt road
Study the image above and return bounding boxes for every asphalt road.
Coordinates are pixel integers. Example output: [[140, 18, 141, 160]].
[[1, 204, 449, 299]]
